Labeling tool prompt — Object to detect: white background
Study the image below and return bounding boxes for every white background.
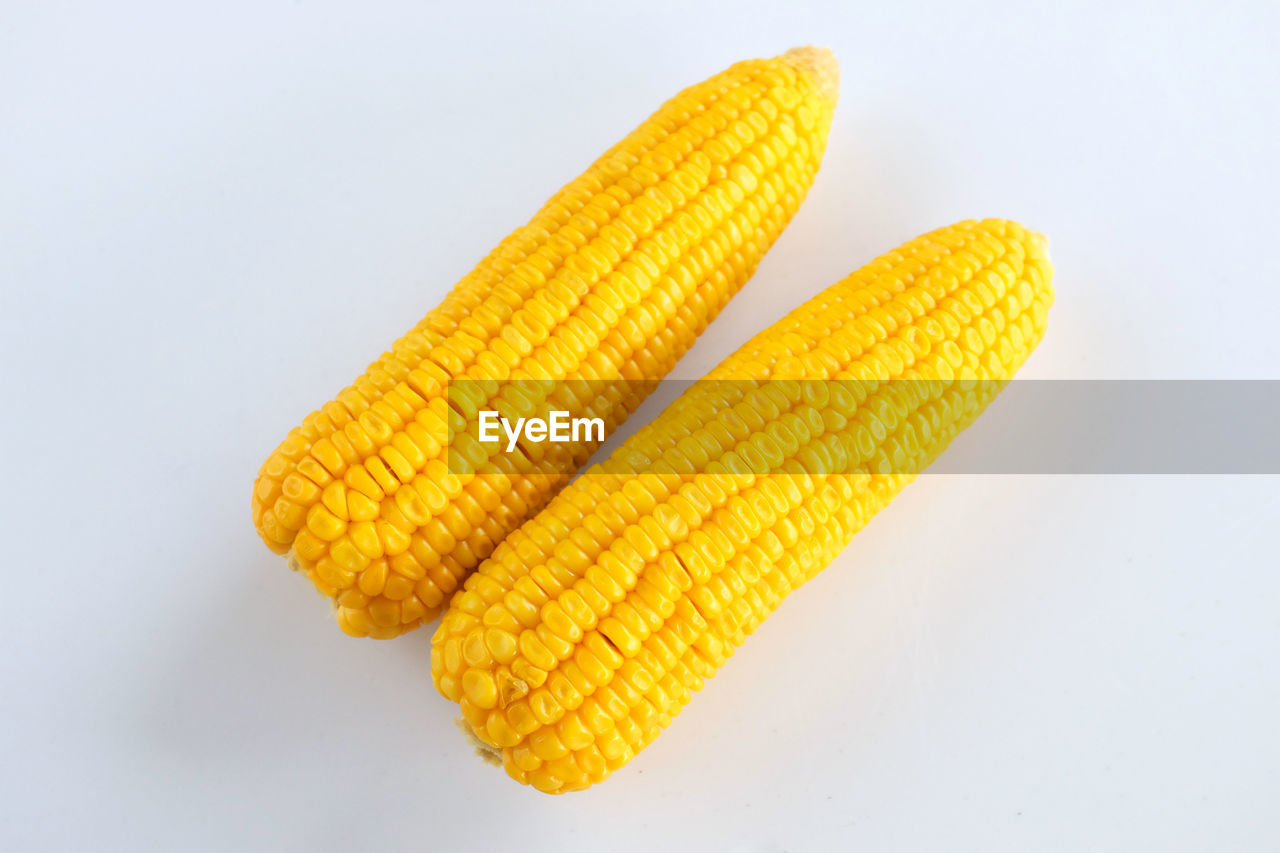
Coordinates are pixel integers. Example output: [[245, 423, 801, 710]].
[[2, 1, 1277, 850]]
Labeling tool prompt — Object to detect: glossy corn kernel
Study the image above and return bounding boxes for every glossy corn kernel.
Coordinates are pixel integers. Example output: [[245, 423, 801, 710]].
[[252, 48, 839, 637], [432, 219, 1055, 792]]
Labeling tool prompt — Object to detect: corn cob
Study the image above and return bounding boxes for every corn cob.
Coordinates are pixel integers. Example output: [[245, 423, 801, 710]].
[[251, 48, 838, 637], [431, 218, 1054, 792]]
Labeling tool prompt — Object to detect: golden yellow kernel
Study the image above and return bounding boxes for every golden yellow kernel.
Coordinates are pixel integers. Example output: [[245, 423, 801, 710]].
[[486, 714, 522, 748], [368, 597, 400, 628], [336, 607, 371, 637], [462, 670, 499, 710], [510, 658, 548, 689], [328, 538, 368, 574], [382, 573, 414, 601], [313, 557, 354, 590], [519, 631, 558, 671], [484, 628, 519, 663]]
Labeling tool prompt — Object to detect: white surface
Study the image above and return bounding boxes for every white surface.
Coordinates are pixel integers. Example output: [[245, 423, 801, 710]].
[[2, 1, 1277, 850]]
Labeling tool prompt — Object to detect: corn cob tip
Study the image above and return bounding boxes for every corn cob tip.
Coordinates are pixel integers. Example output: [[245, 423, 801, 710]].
[[781, 46, 839, 105]]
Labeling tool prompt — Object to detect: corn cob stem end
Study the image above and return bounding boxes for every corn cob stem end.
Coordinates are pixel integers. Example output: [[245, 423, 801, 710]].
[[285, 548, 345, 620], [455, 717, 503, 767], [782, 46, 839, 105]]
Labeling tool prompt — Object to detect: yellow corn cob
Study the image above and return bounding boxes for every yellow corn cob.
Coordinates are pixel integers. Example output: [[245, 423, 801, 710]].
[[251, 48, 838, 637], [431, 218, 1054, 792]]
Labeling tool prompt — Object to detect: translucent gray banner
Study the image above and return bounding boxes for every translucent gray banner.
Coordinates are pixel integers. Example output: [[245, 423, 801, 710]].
[[444, 380, 1280, 475], [929, 380, 1280, 474]]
